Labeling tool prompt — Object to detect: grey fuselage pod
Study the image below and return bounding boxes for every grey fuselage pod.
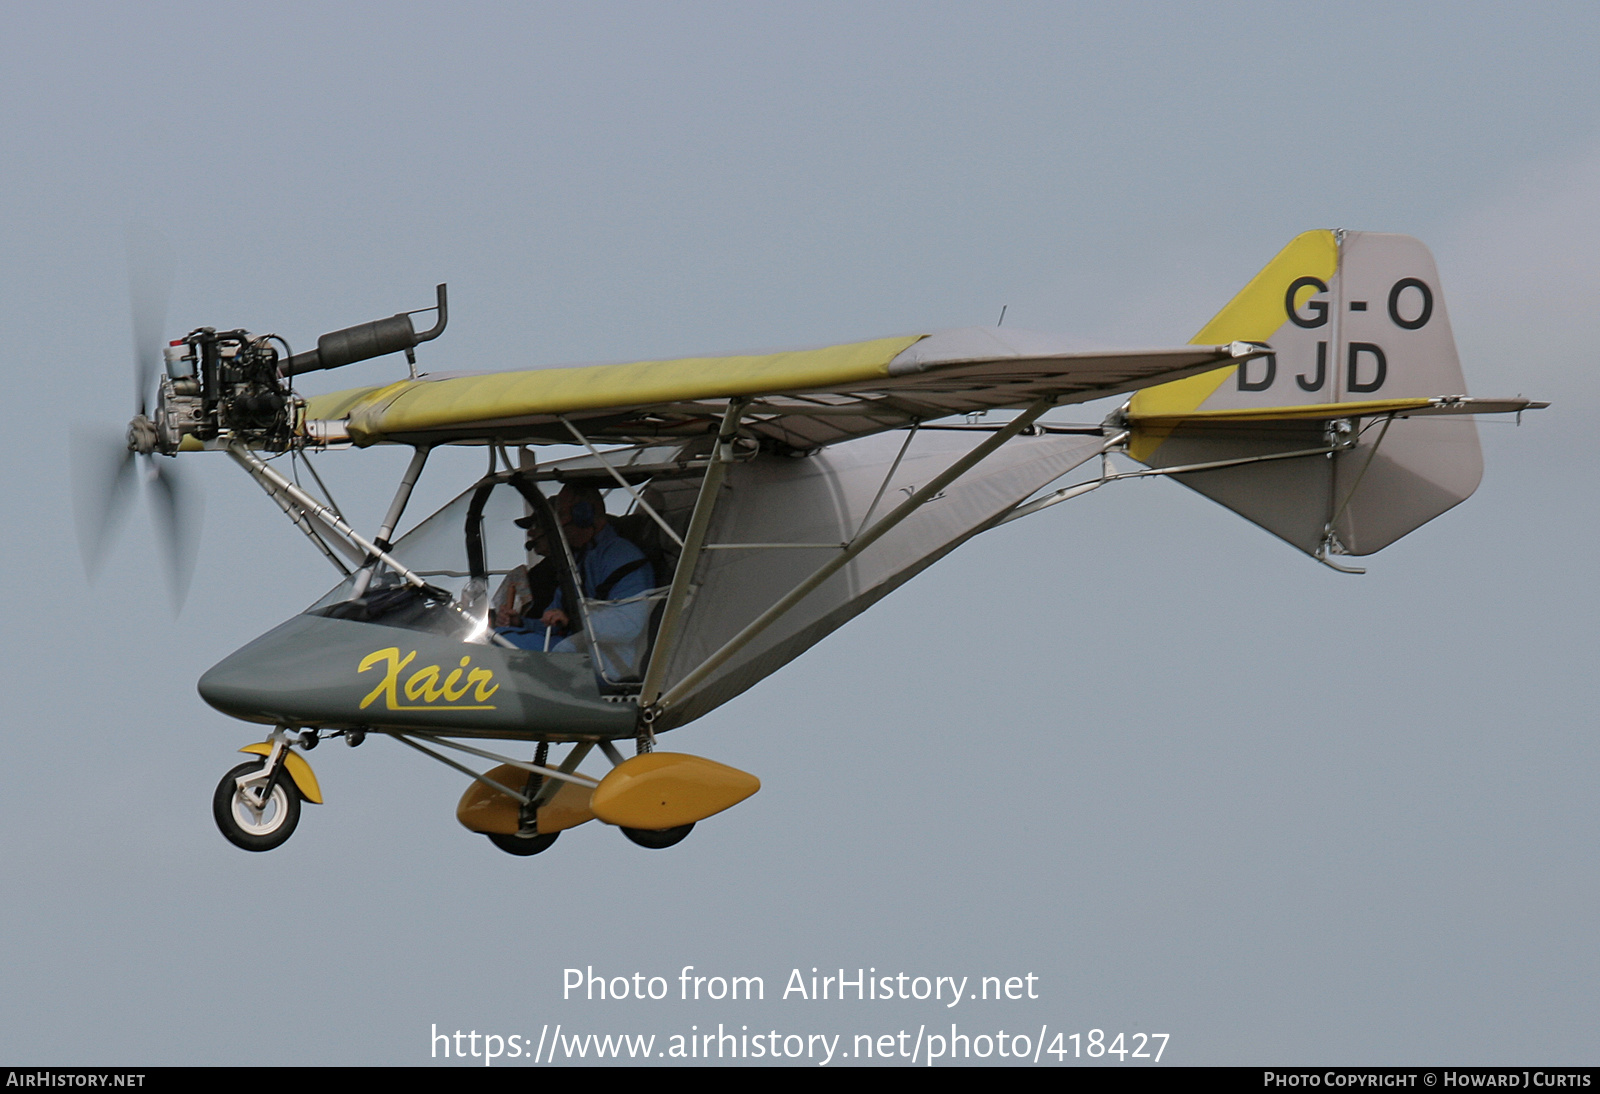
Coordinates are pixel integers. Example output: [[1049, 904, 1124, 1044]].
[[197, 614, 636, 741]]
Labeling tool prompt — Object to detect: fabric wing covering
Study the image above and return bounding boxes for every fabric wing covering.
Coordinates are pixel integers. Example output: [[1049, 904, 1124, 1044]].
[[301, 329, 1261, 450]]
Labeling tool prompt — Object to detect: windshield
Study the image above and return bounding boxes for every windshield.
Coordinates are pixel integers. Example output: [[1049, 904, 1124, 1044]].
[[302, 459, 693, 685], [304, 477, 535, 643]]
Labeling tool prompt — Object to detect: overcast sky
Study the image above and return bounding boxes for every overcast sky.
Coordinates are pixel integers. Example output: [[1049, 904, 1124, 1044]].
[[1, 1, 1596, 1066]]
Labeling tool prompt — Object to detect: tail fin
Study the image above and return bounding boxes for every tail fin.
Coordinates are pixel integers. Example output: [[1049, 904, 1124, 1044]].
[[1126, 230, 1487, 561]]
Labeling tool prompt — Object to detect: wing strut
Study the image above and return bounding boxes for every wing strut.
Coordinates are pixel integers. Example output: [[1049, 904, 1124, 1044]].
[[229, 443, 433, 589], [349, 445, 431, 599], [637, 399, 749, 717], [653, 396, 1056, 716], [247, 465, 360, 576], [852, 421, 920, 540]]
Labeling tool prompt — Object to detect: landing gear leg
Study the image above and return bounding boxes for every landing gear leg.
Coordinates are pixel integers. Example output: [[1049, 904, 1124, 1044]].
[[636, 709, 656, 756], [484, 741, 560, 857]]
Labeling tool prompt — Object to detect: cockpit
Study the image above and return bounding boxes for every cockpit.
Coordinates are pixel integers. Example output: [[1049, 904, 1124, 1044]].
[[301, 445, 700, 692]]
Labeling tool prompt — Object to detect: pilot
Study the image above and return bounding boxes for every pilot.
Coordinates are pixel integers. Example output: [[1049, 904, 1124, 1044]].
[[496, 485, 654, 663]]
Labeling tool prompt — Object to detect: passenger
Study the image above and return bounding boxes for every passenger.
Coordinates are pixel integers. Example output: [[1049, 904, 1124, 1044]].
[[496, 485, 654, 669]]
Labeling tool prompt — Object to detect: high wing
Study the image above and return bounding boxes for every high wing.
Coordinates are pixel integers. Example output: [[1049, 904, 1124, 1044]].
[[301, 329, 1267, 450]]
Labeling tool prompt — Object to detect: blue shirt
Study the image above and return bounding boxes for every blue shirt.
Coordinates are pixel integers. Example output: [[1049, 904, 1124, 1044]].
[[549, 523, 655, 678], [548, 522, 652, 612], [498, 523, 655, 677]]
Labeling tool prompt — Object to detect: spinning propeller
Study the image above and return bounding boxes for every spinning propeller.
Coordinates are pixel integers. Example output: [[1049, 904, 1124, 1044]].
[[73, 247, 445, 612], [72, 227, 201, 609]]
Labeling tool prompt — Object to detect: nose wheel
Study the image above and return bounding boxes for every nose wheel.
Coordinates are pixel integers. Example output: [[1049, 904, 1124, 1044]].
[[213, 761, 301, 851]]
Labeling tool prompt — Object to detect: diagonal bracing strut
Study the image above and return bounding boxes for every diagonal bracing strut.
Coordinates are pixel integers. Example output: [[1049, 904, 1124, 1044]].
[[653, 396, 1057, 714]]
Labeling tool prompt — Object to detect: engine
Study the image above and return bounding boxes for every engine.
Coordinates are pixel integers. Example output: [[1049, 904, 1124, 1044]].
[[131, 284, 447, 455], [153, 329, 298, 453]]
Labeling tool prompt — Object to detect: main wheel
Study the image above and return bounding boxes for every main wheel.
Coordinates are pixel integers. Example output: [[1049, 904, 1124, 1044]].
[[213, 762, 301, 852], [487, 830, 560, 856], [621, 823, 694, 849]]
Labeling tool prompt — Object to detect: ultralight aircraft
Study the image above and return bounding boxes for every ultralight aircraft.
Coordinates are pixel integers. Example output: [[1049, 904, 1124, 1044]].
[[79, 230, 1543, 856]]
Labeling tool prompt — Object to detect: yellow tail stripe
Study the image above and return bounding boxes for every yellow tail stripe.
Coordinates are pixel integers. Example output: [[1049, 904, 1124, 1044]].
[[1128, 230, 1339, 460]]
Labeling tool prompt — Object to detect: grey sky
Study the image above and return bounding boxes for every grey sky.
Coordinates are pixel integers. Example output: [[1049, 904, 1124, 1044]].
[[0, 2, 1595, 1065]]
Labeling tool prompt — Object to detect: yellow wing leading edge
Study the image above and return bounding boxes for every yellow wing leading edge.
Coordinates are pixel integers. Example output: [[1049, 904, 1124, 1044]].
[[301, 331, 1263, 451]]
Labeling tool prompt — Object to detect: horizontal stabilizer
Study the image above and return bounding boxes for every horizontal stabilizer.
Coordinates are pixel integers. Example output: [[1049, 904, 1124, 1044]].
[[1128, 394, 1546, 426]]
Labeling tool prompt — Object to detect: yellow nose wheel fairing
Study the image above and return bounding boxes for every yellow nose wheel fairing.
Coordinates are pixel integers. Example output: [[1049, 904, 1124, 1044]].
[[237, 741, 323, 803], [212, 738, 323, 853]]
